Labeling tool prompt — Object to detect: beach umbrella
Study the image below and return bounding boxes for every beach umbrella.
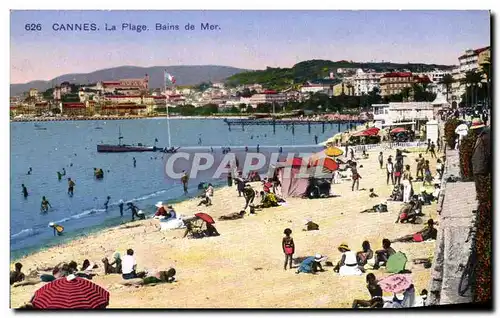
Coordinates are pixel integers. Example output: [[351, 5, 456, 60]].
[[324, 146, 343, 157], [352, 127, 380, 137], [309, 157, 339, 171], [386, 251, 408, 273], [194, 212, 215, 224], [390, 127, 406, 134], [378, 274, 413, 294], [455, 124, 469, 136], [31, 276, 109, 309]]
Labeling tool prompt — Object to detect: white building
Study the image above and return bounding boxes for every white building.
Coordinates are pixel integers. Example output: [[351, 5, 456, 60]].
[[372, 103, 390, 126], [352, 69, 382, 96], [249, 91, 287, 107], [300, 84, 328, 94], [388, 102, 435, 123]]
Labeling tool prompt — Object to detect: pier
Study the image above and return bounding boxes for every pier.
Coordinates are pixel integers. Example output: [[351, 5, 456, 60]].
[[223, 118, 366, 134]]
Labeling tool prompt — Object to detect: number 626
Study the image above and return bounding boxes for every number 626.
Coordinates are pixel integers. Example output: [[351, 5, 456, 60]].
[[25, 24, 42, 31]]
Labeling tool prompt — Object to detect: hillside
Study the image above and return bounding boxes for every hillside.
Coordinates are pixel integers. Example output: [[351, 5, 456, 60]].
[[226, 60, 455, 90], [10, 65, 249, 96]]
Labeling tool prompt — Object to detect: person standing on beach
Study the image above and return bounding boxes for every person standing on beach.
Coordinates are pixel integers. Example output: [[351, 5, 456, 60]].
[[351, 162, 361, 191], [350, 148, 355, 161], [429, 142, 436, 158], [282, 228, 295, 270], [67, 178, 75, 197], [181, 171, 189, 194], [436, 137, 441, 153], [394, 160, 403, 186], [133, 157, 136, 168], [386, 158, 394, 185], [22, 184, 28, 198], [402, 165, 413, 203], [425, 139, 431, 154], [118, 200, 124, 216], [378, 152, 384, 169], [416, 154, 424, 180], [243, 184, 256, 209], [104, 196, 111, 210], [40, 196, 51, 213]]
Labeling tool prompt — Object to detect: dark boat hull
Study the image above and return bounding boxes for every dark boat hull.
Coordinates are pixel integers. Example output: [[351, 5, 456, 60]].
[[97, 144, 155, 153]]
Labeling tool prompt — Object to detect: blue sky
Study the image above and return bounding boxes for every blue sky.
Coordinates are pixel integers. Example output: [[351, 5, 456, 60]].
[[10, 10, 490, 83]]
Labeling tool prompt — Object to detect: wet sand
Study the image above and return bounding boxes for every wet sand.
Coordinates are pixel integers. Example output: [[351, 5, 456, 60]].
[[10, 147, 442, 308]]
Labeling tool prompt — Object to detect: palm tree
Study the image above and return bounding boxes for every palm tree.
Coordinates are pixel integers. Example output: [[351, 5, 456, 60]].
[[480, 57, 491, 107], [460, 71, 483, 107], [440, 74, 454, 102]]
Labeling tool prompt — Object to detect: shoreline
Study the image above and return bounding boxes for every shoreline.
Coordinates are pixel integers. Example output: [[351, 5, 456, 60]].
[[11, 147, 439, 308]]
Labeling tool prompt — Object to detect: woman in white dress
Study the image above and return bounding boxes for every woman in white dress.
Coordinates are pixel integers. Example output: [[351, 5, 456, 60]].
[[401, 165, 413, 203], [334, 243, 363, 276]]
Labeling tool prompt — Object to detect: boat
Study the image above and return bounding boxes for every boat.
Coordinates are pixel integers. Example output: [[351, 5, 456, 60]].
[[97, 126, 155, 153]]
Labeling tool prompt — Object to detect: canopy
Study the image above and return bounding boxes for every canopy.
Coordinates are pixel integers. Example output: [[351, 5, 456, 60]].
[[309, 157, 339, 172], [194, 212, 215, 224], [32, 276, 109, 309], [390, 127, 406, 134], [352, 127, 380, 137], [378, 274, 413, 294]]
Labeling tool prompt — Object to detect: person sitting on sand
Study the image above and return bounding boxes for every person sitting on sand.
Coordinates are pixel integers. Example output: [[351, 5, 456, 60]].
[[304, 219, 319, 231], [122, 249, 146, 280], [296, 254, 326, 274], [352, 273, 384, 308], [154, 202, 168, 218], [10, 262, 25, 285], [204, 223, 220, 237], [392, 219, 438, 243], [395, 201, 417, 224], [334, 243, 363, 276], [372, 239, 396, 270], [198, 184, 214, 207], [260, 191, 279, 208], [218, 210, 246, 221], [384, 284, 416, 308], [369, 188, 379, 198], [102, 253, 122, 275], [356, 241, 374, 267]]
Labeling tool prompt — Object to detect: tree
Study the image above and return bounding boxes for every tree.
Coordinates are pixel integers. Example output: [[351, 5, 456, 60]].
[[440, 74, 454, 102], [199, 103, 218, 116], [460, 71, 483, 107], [51, 108, 61, 114]]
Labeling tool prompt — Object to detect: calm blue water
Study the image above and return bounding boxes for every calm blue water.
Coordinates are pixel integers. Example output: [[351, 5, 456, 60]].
[[10, 118, 354, 259]]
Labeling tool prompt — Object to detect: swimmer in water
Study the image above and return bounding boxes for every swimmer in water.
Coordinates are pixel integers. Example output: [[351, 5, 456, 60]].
[[104, 196, 111, 210], [118, 199, 124, 216], [67, 178, 75, 197], [40, 196, 51, 213], [133, 157, 136, 167], [21, 184, 28, 198], [27, 167, 32, 175]]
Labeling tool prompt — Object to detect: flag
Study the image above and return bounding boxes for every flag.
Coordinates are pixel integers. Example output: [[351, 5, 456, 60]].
[[164, 70, 176, 85]]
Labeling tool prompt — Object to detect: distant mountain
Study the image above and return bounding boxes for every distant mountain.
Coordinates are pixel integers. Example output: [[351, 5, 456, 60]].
[[227, 59, 456, 90], [10, 65, 250, 96]]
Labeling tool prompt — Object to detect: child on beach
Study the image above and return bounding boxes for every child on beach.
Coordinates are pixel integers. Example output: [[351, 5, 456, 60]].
[[378, 152, 383, 169], [282, 228, 295, 270], [351, 162, 361, 191]]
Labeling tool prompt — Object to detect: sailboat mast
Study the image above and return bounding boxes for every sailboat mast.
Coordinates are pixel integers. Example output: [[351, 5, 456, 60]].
[[165, 69, 172, 148]]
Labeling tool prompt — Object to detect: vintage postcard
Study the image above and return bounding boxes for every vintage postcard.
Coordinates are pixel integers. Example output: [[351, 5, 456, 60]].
[[10, 10, 491, 309]]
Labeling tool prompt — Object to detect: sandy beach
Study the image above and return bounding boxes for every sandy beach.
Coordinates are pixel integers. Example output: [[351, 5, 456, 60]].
[[10, 147, 440, 308]]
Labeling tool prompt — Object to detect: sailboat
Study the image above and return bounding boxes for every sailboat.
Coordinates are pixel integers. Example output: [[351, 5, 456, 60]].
[[96, 126, 156, 153]]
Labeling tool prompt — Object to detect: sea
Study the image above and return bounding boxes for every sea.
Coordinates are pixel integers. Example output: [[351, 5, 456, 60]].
[[10, 118, 356, 260]]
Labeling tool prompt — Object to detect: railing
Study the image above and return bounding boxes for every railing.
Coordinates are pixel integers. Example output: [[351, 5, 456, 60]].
[[351, 141, 427, 153]]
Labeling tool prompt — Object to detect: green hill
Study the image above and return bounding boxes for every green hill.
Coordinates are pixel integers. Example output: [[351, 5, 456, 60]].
[[226, 59, 455, 90]]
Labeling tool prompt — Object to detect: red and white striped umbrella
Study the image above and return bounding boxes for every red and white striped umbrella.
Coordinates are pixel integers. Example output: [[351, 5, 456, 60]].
[[32, 276, 109, 309]]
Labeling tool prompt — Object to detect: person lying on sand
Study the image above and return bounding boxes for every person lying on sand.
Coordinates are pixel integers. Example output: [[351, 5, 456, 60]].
[[360, 202, 388, 213], [10, 262, 25, 285], [296, 254, 326, 274], [372, 239, 396, 270], [392, 219, 437, 243], [218, 210, 246, 221], [352, 273, 384, 308], [120, 268, 177, 286], [334, 244, 363, 276]]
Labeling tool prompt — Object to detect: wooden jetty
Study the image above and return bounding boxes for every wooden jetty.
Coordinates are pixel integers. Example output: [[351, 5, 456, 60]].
[[223, 118, 366, 134]]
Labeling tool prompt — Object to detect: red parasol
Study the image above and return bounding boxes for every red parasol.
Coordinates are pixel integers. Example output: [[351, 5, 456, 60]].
[[390, 127, 406, 134], [195, 212, 215, 224], [309, 157, 339, 171], [352, 127, 380, 137], [31, 276, 109, 309], [377, 274, 413, 294]]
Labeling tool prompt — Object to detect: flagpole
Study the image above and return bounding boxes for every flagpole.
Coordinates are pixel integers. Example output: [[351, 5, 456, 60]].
[[165, 70, 172, 148]]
